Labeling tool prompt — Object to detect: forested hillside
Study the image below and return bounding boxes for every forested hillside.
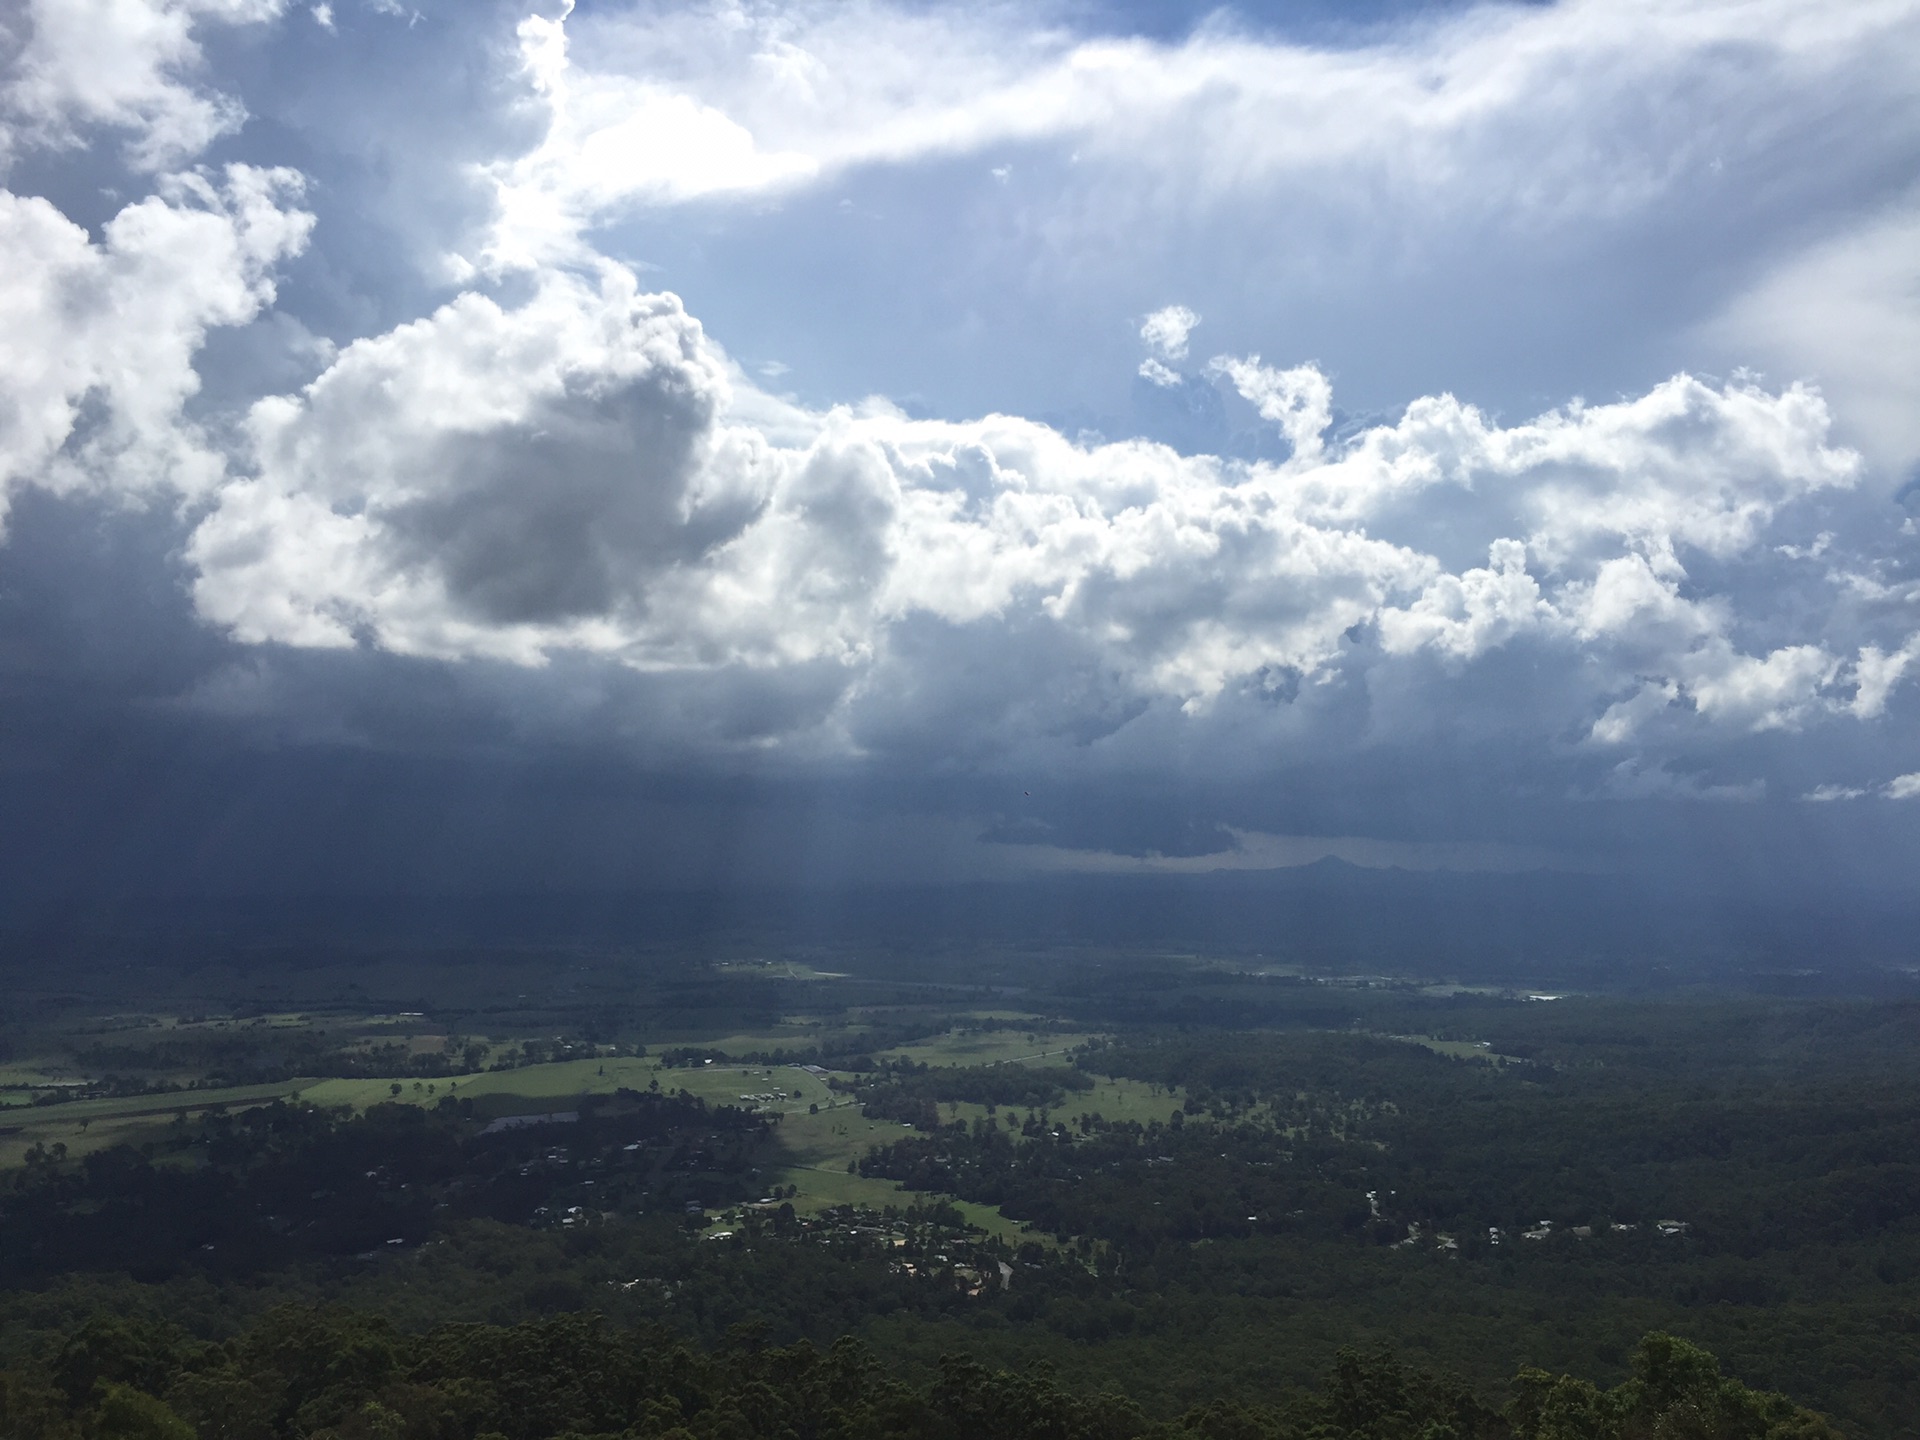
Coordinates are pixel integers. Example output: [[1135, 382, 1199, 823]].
[[0, 1310, 1836, 1440]]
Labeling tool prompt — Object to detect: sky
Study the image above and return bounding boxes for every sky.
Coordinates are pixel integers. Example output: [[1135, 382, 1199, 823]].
[[3, 0, 1920, 906]]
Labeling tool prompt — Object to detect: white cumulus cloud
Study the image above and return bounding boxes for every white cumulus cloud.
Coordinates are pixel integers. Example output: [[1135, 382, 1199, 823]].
[[0, 165, 311, 525], [173, 256, 1913, 766], [1, 0, 286, 173], [190, 265, 770, 661], [1140, 305, 1199, 361]]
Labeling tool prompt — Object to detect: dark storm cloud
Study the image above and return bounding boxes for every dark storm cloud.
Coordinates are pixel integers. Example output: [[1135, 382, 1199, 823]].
[[2, 0, 1920, 914]]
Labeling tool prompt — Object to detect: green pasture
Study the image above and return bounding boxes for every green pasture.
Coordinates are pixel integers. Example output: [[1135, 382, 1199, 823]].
[[885, 1077, 1186, 1143], [708, 960, 848, 981], [1380, 1033, 1519, 1065], [653, 1061, 832, 1109], [0, 1080, 313, 1168], [0, 1032, 1151, 1245], [759, 1105, 917, 1212], [875, 1030, 1096, 1067], [0, 1063, 73, 1089], [759, 1105, 1036, 1244], [0, 1117, 146, 1169], [17, 1081, 312, 1123], [300, 1055, 844, 1122], [303, 1056, 665, 1114], [162, 1012, 320, 1031], [1068, 1076, 1186, 1128], [652, 1028, 825, 1055], [299, 1055, 1016, 1235]]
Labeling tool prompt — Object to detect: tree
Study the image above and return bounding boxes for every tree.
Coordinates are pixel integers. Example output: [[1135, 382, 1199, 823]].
[[91, 1385, 194, 1440]]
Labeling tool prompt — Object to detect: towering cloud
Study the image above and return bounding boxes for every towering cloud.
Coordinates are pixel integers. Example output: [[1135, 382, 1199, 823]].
[[183, 245, 1893, 773], [0, 0, 1918, 890]]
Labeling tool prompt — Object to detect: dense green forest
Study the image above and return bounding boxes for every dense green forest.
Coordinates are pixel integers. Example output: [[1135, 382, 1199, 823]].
[[0, 1092, 770, 1285], [0, 1309, 1839, 1440]]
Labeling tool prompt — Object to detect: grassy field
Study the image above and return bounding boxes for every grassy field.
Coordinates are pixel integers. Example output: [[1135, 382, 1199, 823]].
[[303, 1054, 1040, 1239], [875, 1030, 1097, 1067], [300, 1055, 937, 1222], [0, 1022, 1180, 1244], [759, 1104, 1041, 1244], [303, 1056, 662, 1114], [655, 1028, 826, 1055], [709, 960, 849, 981], [0, 1081, 314, 1168], [1380, 1033, 1522, 1065], [1071, 1076, 1186, 1128], [156, 1012, 324, 1031]]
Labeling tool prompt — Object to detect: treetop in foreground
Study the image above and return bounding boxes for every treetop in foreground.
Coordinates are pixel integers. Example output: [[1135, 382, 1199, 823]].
[[0, 1308, 1837, 1440]]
